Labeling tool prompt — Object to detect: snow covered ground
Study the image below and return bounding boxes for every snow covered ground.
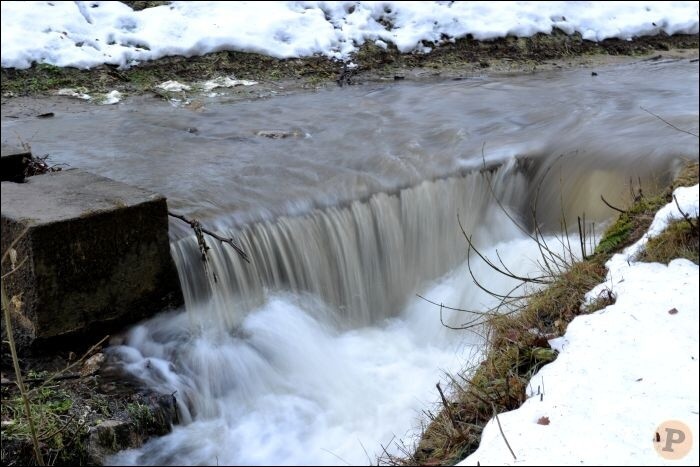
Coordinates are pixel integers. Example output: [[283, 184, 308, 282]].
[[460, 184, 700, 466], [1, 1, 698, 69]]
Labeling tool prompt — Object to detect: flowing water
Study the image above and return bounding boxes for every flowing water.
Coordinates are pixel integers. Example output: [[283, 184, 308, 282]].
[[2, 58, 698, 465]]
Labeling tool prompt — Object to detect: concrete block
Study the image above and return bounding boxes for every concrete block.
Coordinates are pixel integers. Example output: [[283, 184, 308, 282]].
[[1, 169, 183, 349], [1, 143, 31, 182]]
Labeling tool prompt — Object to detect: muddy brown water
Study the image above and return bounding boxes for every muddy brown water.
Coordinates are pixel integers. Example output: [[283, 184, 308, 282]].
[[2, 58, 698, 236]]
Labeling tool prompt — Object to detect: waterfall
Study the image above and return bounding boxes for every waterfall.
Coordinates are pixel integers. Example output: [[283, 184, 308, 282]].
[[170, 162, 529, 330]]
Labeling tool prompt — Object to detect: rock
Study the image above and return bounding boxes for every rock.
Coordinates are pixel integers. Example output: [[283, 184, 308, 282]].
[[86, 391, 179, 465], [255, 129, 303, 139], [87, 420, 135, 465], [81, 353, 106, 376], [1, 169, 183, 351]]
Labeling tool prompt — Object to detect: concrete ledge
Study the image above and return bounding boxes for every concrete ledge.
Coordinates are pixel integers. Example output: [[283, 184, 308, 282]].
[[1, 143, 31, 182], [1, 169, 183, 350]]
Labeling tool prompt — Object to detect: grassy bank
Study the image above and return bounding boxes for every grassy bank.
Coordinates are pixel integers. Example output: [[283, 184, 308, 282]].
[[0, 343, 177, 466], [2, 32, 697, 98], [397, 162, 698, 466]]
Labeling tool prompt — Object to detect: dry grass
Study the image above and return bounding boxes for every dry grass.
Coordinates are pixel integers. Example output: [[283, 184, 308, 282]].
[[638, 219, 699, 264], [406, 259, 609, 466]]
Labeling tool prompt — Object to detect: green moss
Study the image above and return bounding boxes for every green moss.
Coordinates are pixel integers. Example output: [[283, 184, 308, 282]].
[[1, 382, 81, 465], [127, 402, 154, 428], [595, 217, 633, 254], [596, 162, 698, 259]]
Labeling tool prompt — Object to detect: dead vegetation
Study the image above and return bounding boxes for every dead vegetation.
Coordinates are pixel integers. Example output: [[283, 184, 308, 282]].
[[638, 218, 699, 264]]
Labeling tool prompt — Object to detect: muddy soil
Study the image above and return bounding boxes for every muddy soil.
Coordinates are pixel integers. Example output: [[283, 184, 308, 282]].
[[2, 32, 698, 102]]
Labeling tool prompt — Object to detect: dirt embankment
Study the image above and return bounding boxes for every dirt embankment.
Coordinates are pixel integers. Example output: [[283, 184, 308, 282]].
[[2, 32, 698, 101]]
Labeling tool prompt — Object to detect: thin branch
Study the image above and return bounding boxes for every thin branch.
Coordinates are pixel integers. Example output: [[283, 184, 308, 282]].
[[600, 195, 627, 214], [465, 243, 539, 301], [459, 216, 548, 285], [1, 257, 28, 280], [320, 448, 352, 466], [437, 382, 466, 439], [640, 106, 699, 138], [559, 174, 575, 264], [577, 216, 587, 260], [1, 227, 29, 265], [416, 294, 493, 316], [30, 335, 109, 395], [480, 145, 571, 273], [358, 439, 373, 467], [2, 286, 44, 466], [7, 372, 82, 386], [39, 413, 76, 441], [169, 211, 249, 263], [529, 152, 580, 273], [494, 249, 521, 280], [673, 194, 698, 230], [480, 143, 535, 239], [492, 405, 517, 461]]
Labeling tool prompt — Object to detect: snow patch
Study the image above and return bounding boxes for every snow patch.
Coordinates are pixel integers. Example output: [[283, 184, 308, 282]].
[[55, 87, 91, 100], [156, 80, 191, 92], [98, 89, 122, 105], [461, 184, 700, 466], [201, 76, 258, 91], [2, 1, 698, 69]]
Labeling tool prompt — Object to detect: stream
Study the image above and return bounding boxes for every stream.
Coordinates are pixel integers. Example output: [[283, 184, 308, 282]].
[[2, 57, 698, 465]]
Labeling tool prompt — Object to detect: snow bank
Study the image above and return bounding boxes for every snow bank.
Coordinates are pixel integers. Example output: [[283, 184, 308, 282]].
[[460, 184, 699, 466], [1, 1, 698, 69]]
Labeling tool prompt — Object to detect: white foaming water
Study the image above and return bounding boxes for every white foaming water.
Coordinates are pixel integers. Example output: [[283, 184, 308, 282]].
[[169, 165, 531, 331], [107, 222, 555, 465]]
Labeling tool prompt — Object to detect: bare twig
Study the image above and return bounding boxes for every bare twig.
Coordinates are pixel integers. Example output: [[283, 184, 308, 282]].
[[320, 448, 352, 466], [1, 227, 29, 265], [492, 405, 517, 461], [7, 372, 82, 386], [437, 382, 466, 438], [559, 175, 576, 265], [168, 211, 249, 263], [1, 257, 28, 279], [38, 413, 77, 441], [600, 195, 627, 214], [358, 439, 373, 467], [1, 228, 44, 465], [25, 153, 65, 177], [30, 335, 109, 395], [640, 106, 699, 138], [458, 216, 548, 285], [464, 245, 537, 301], [2, 286, 44, 466], [673, 194, 698, 230], [416, 294, 494, 316], [577, 215, 587, 260]]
